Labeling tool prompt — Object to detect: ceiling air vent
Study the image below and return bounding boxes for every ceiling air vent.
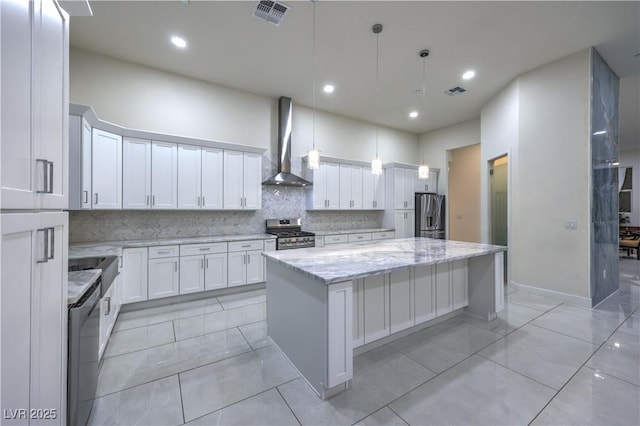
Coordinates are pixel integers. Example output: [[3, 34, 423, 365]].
[[444, 86, 467, 96], [252, 0, 289, 26]]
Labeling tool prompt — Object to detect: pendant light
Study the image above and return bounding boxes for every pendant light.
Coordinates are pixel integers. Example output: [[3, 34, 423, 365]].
[[417, 49, 430, 179], [371, 23, 383, 176], [307, 0, 320, 170]]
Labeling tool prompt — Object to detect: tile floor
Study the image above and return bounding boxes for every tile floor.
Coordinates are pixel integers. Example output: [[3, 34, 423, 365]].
[[88, 258, 640, 425]]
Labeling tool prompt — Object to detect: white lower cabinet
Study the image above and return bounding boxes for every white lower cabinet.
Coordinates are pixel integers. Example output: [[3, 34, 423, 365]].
[[494, 252, 505, 312], [363, 274, 390, 344], [179, 255, 205, 294], [99, 284, 114, 359], [205, 253, 228, 290], [389, 269, 413, 333], [435, 263, 452, 316], [121, 247, 148, 304], [228, 241, 264, 287], [414, 265, 435, 324], [451, 260, 469, 311], [1, 212, 67, 425], [394, 210, 415, 238], [327, 281, 353, 388], [148, 257, 180, 299]]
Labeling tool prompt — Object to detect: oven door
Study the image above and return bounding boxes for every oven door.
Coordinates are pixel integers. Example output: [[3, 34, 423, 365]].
[[68, 281, 101, 426]]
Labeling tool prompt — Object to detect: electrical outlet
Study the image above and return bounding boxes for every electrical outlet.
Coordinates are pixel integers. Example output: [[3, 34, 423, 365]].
[[564, 219, 577, 230]]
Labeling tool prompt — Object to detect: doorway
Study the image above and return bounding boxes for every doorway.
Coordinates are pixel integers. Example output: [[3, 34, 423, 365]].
[[490, 155, 508, 283]]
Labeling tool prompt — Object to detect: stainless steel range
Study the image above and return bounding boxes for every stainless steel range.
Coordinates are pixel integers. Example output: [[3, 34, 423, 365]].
[[266, 218, 316, 250]]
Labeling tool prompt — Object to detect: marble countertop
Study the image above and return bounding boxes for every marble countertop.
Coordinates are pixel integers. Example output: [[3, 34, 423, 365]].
[[69, 234, 277, 259], [263, 237, 507, 284], [68, 269, 101, 304], [313, 228, 395, 236]]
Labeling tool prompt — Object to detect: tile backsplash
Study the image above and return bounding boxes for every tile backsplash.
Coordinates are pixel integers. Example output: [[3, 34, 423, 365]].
[[69, 151, 384, 243]]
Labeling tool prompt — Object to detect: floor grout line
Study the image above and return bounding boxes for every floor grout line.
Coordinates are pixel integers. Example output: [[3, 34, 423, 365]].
[[276, 382, 304, 426], [177, 372, 187, 425]]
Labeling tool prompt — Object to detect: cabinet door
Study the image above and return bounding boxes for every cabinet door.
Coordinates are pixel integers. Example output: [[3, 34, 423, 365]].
[[34, 0, 67, 210], [374, 172, 385, 210], [389, 269, 413, 333], [92, 129, 122, 209], [405, 210, 415, 238], [123, 138, 151, 209], [227, 251, 247, 287], [363, 274, 390, 344], [223, 150, 244, 209], [394, 210, 408, 238], [148, 257, 179, 299], [99, 286, 113, 359], [243, 152, 262, 210], [177, 145, 202, 209], [1, 0, 34, 209], [311, 165, 327, 209], [151, 141, 178, 209], [362, 168, 375, 209], [403, 169, 417, 210], [81, 118, 92, 209], [351, 165, 363, 209], [1, 213, 39, 422], [451, 260, 468, 310], [201, 148, 223, 210], [325, 162, 340, 209], [179, 255, 205, 294], [414, 265, 435, 324], [339, 164, 352, 209], [352, 280, 364, 348], [327, 281, 353, 388], [393, 169, 406, 209], [122, 248, 148, 304], [435, 263, 452, 316], [494, 252, 505, 312], [205, 253, 227, 290], [246, 250, 264, 284]]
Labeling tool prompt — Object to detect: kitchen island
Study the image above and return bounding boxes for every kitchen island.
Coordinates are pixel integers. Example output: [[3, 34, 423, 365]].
[[263, 237, 507, 398]]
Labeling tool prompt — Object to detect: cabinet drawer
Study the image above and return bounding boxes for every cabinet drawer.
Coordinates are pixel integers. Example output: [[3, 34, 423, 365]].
[[371, 231, 395, 240], [180, 242, 227, 256], [228, 240, 264, 252], [325, 234, 349, 245], [348, 233, 372, 243], [148, 245, 180, 259]]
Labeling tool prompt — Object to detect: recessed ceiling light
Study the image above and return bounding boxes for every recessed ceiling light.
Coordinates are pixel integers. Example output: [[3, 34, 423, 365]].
[[323, 84, 335, 94], [171, 35, 187, 48], [409, 111, 419, 118], [462, 70, 475, 80]]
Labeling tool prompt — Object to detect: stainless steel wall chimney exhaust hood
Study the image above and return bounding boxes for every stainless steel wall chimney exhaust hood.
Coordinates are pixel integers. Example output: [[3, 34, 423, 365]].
[[262, 97, 312, 187]]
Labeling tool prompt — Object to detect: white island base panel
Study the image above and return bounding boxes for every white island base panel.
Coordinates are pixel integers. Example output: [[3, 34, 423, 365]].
[[266, 251, 504, 399]]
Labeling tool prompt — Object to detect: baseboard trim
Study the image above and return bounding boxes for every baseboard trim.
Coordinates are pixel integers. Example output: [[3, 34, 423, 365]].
[[510, 280, 592, 308]]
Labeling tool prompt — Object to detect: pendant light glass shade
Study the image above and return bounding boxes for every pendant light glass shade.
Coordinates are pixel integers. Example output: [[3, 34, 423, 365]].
[[307, 148, 320, 169], [371, 157, 383, 175], [418, 164, 430, 179]]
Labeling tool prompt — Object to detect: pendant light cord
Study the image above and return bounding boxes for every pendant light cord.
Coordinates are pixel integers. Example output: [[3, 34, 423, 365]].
[[312, 0, 316, 151], [375, 29, 379, 159]]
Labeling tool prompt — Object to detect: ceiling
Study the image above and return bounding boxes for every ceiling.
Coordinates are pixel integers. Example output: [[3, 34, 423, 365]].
[[69, 1, 639, 147]]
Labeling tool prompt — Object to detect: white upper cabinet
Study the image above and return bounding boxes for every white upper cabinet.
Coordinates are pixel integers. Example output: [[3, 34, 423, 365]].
[[151, 141, 178, 209], [201, 148, 223, 209], [223, 150, 262, 210], [80, 118, 92, 209], [339, 164, 363, 209], [122, 137, 151, 209], [177, 145, 202, 209], [68, 115, 92, 209], [415, 169, 439, 193], [1, 0, 68, 210], [92, 129, 122, 209], [306, 161, 340, 210], [362, 167, 385, 210]]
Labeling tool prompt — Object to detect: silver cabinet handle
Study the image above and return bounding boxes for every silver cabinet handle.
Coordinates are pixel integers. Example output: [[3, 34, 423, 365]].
[[94, 193, 99, 205], [146, 195, 150, 206], [202, 196, 205, 207], [205, 258, 209, 268], [48, 227, 55, 260], [243, 254, 246, 264], [36, 228, 49, 263], [48, 161, 54, 193], [152, 195, 156, 206], [157, 250, 171, 254], [175, 261, 178, 272], [247, 255, 251, 264], [83, 190, 89, 204], [104, 297, 111, 315], [241, 244, 251, 248], [197, 196, 201, 207], [199, 247, 211, 251], [36, 159, 47, 193], [240, 198, 243, 207], [201, 259, 204, 269]]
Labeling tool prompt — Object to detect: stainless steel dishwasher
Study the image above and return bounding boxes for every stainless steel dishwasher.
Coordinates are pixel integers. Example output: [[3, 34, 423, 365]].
[[67, 279, 101, 426]]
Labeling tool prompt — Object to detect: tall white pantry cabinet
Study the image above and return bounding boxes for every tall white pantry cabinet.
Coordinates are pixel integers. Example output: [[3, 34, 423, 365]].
[[1, 0, 69, 424]]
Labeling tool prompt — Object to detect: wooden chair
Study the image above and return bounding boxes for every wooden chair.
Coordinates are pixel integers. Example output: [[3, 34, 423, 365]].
[[620, 231, 640, 260]]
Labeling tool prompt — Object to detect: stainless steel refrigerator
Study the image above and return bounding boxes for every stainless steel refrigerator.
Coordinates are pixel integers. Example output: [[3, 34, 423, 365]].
[[415, 193, 446, 239]]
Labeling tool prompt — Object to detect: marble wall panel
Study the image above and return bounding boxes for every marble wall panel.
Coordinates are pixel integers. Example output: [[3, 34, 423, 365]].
[[590, 49, 620, 306]]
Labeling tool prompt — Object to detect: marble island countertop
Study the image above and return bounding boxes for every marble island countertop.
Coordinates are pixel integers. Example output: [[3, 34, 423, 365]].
[[68, 269, 101, 304], [69, 234, 277, 259], [313, 228, 395, 236], [263, 237, 507, 284]]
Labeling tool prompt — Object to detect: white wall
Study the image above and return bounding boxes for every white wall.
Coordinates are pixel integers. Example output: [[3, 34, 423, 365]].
[[418, 118, 480, 196], [70, 48, 418, 164], [481, 49, 591, 299], [620, 149, 640, 225]]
